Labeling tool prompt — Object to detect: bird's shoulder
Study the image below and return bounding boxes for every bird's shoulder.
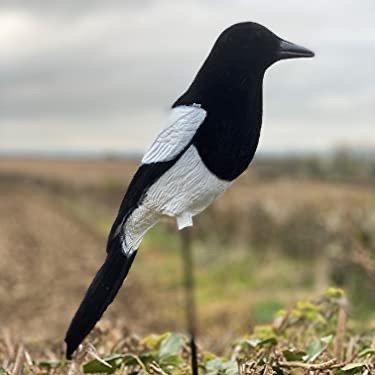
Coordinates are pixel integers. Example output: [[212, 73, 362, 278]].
[[142, 104, 206, 164]]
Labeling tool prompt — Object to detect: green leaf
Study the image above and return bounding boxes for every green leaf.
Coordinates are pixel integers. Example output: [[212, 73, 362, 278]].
[[245, 326, 278, 348], [302, 335, 333, 363], [123, 353, 154, 368], [245, 338, 262, 347], [39, 361, 61, 369], [252, 325, 277, 341], [245, 337, 277, 348], [202, 351, 217, 363], [320, 334, 333, 344], [325, 287, 345, 299], [221, 361, 238, 375], [338, 362, 365, 374], [358, 348, 375, 358], [0, 367, 7, 375], [303, 340, 324, 362], [142, 332, 170, 350], [260, 337, 277, 346], [341, 363, 364, 370], [158, 333, 183, 360], [282, 349, 306, 361], [160, 354, 182, 367], [83, 354, 123, 374], [294, 301, 326, 323], [205, 358, 238, 375]]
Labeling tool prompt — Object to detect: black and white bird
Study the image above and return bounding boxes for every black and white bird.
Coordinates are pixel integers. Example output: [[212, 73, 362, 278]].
[[65, 22, 314, 358]]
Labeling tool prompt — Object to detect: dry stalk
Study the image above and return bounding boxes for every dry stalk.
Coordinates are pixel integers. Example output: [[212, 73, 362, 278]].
[[149, 361, 169, 375], [262, 362, 273, 375], [345, 335, 357, 362], [335, 301, 347, 362], [238, 360, 257, 375], [273, 310, 290, 334], [23, 350, 33, 368], [278, 358, 338, 370], [86, 343, 113, 370], [11, 345, 25, 375], [67, 361, 77, 375], [2, 331, 15, 359]]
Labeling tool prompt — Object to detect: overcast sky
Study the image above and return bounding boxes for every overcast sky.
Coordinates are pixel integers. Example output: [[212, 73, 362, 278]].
[[0, 0, 374, 156]]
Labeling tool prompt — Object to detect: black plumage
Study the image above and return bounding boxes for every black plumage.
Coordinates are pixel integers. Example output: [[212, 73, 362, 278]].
[[65, 22, 314, 359]]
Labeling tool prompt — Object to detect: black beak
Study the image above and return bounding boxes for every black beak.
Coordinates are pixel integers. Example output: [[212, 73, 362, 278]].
[[277, 40, 315, 60]]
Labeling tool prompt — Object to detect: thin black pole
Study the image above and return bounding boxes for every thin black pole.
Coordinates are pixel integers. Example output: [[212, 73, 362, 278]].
[[180, 228, 198, 375]]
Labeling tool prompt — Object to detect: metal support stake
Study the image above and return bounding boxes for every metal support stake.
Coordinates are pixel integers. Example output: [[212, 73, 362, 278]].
[[180, 228, 198, 375]]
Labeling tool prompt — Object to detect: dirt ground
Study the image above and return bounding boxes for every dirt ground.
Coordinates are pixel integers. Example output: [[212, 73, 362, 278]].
[[0, 159, 179, 345], [1, 158, 374, 352]]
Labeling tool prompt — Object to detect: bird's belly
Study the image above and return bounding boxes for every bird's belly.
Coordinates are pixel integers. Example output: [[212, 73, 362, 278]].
[[142, 145, 231, 225]]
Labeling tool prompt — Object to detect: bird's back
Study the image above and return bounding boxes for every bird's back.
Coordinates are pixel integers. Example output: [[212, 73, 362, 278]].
[[174, 74, 264, 181]]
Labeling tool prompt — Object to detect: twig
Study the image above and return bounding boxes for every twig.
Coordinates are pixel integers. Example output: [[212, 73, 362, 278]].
[[278, 358, 338, 370], [11, 345, 25, 375], [273, 310, 290, 334], [238, 359, 257, 375], [149, 361, 169, 375], [87, 344, 113, 369], [262, 362, 273, 375], [255, 348, 266, 362]]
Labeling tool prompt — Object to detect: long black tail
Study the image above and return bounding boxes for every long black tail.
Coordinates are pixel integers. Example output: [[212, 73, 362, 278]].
[[65, 244, 137, 359]]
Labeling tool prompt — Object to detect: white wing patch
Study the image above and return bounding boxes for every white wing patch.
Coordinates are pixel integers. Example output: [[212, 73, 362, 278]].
[[142, 104, 206, 164]]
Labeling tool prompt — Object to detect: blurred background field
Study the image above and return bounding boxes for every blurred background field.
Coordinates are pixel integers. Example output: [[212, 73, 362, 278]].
[[0, 152, 374, 356], [1, 2, 374, 371]]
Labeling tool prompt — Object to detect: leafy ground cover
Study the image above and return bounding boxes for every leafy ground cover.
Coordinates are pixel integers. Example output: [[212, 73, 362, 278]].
[[1, 289, 373, 374]]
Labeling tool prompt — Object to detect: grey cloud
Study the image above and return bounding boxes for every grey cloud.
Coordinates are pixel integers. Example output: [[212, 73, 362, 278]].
[[0, 0, 374, 154]]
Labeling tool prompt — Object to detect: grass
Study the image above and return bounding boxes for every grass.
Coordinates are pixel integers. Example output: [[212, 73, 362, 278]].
[[133, 226, 319, 325], [0, 158, 374, 373]]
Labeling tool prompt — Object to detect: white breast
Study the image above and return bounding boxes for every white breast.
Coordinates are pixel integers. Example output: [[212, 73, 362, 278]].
[[121, 145, 231, 255], [142, 145, 231, 229]]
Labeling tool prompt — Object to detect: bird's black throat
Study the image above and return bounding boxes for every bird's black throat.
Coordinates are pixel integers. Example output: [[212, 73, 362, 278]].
[[173, 65, 264, 181]]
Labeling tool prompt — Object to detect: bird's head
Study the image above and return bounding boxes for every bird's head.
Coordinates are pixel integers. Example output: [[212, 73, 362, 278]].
[[210, 22, 314, 75], [175, 22, 314, 107]]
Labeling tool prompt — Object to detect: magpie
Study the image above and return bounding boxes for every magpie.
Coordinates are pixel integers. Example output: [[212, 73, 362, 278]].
[[65, 22, 314, 358]]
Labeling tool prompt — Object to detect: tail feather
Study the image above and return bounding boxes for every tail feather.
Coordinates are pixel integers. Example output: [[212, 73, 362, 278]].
[[65, 242, 137, 359]]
